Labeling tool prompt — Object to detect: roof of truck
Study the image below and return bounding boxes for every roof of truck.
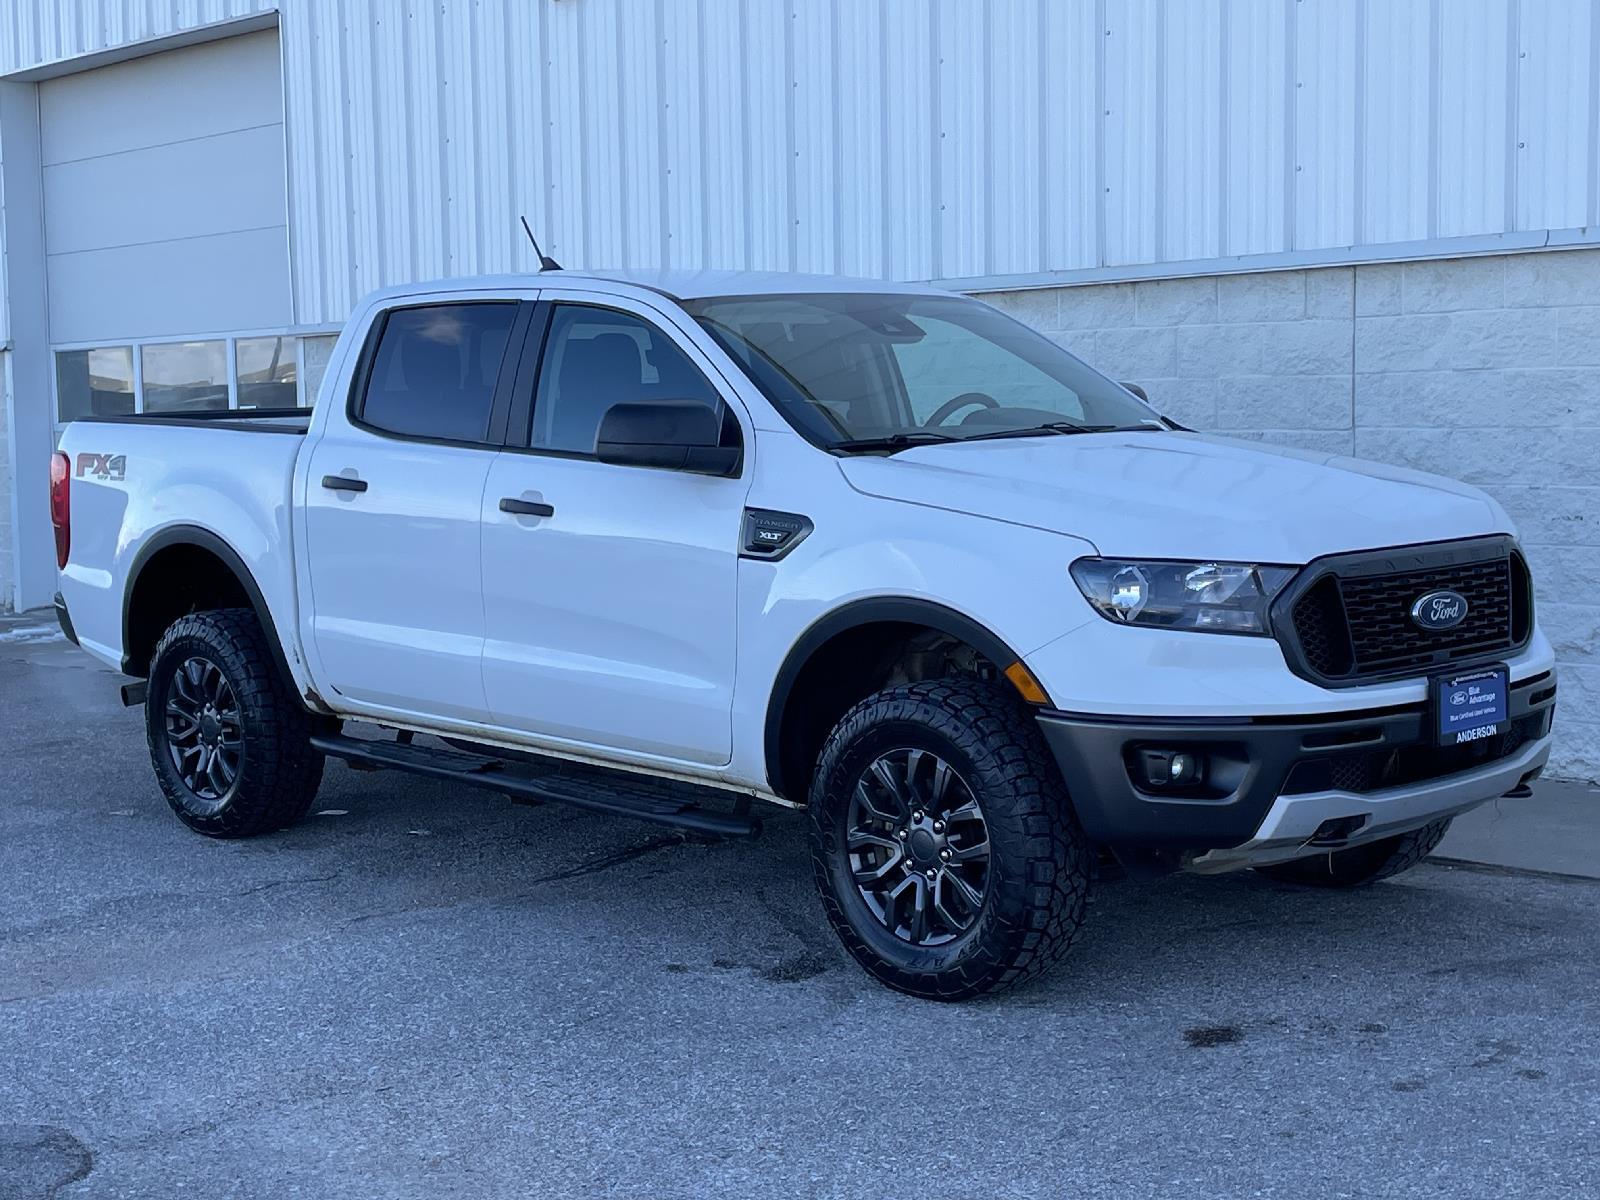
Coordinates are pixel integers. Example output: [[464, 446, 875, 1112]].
[[364, 268, 951, 306], [554, 267, 950, 300]]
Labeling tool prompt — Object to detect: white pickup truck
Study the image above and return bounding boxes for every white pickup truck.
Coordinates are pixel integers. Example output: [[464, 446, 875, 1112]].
[[53, 269, 1557, 1000]]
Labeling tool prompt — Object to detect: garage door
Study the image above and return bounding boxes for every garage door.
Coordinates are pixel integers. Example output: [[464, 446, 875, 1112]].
[[43, 29, 298, 420]]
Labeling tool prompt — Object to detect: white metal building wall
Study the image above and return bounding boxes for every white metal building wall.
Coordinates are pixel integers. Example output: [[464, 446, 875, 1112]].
[[0, 0, 275, 75], [278, 0, 1600, 327], [2, 1, 1597, 331]]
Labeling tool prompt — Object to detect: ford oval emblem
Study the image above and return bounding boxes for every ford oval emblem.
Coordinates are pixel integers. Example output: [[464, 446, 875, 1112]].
[[1411, 589, 1469, 631]]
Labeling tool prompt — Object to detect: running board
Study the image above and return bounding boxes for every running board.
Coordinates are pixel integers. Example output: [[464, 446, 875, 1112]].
[[309, 733, 762, 839]]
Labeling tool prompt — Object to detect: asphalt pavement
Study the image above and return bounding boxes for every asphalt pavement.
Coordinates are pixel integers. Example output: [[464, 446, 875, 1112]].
[[2, 617, 1597, 1198]]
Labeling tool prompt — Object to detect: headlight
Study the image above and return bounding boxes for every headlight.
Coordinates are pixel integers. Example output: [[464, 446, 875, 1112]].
[[1069, 558, 1297, 636]]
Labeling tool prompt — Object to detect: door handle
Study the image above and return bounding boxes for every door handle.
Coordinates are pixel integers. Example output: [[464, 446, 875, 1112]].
[[322, 474, 368, 493], [500, 497, 554, 518]]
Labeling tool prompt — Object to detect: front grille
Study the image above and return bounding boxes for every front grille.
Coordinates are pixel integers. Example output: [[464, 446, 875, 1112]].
[[1293, 577, 1354, 677], [1283, 710, 1549, 796], [1341, 558, 1514, 671], [1282, 542, 1531, 684]]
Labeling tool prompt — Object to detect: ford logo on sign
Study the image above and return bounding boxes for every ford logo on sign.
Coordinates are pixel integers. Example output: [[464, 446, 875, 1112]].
[[1411, 590, 1469, 631]]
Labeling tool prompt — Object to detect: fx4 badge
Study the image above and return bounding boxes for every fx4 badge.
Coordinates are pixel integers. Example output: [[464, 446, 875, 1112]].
[[76, 452, 127, 482]]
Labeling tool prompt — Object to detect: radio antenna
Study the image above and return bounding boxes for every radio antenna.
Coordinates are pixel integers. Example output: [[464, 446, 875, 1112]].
[[519, 215, 562, 272]]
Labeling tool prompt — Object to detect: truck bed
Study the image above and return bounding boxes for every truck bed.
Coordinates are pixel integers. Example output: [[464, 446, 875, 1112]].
[[56, 411, 310, 673], [71, 408, 311, 435]]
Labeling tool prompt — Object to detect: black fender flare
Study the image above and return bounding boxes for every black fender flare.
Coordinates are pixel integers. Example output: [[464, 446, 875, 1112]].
[[762, 597, 1036, 799], [121, 525, 299, 697]]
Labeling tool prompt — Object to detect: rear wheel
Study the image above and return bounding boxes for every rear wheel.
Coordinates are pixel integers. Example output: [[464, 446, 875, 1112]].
[[1255, 817, 1453, 888], [146, 608, 324, 837], [808, 680, 1092, 1001]]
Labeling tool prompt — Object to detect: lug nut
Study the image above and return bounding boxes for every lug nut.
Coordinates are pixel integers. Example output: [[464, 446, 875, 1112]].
[[912, 810, 924, 822], [940, 848, 952, 861], [896, 828, 908, 839], [924, 868, 937, 880], [932, 821, 945, 834]]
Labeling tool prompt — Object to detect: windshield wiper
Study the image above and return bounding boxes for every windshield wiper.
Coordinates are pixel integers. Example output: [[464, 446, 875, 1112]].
[[959, 421, 1125, 442], [831, 431, 959, 454]]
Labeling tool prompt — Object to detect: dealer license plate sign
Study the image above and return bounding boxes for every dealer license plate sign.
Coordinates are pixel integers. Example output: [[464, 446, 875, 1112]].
[[1434, 665, 1508, 746]]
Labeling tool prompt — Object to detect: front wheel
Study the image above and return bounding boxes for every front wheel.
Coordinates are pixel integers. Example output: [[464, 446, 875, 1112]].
[[1255, 818, 1453, 888], [808, 680, 1092, 1001], [146, 608, 325, 837]]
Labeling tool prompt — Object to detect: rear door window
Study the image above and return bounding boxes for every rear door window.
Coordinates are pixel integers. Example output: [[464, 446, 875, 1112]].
[[358, 302, 519, 443]]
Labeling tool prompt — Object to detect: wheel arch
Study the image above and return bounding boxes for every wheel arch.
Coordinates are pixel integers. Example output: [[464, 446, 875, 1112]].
[[763, 597, 1041, 802], [122, 525, 299, 699]]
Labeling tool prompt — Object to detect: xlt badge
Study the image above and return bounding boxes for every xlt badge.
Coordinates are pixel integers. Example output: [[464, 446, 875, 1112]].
[[741, 509, 814, 561]]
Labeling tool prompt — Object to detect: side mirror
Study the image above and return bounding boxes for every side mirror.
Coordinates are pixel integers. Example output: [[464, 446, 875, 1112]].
[[594, 400, 741, 476], [1119, 381, 1150, 403]]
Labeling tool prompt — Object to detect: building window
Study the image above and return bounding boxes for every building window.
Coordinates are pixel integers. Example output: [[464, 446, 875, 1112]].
[[236, 336, 299, 409], [55, 347, 135, 421], [141, 341, 229, 413], [54, 333, 313, 422]]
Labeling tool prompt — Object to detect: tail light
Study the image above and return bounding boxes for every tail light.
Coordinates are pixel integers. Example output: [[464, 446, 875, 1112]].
[[49, 451, 70, 568]]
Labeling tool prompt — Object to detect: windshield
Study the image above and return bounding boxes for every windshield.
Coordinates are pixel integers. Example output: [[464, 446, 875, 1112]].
[[683, 292, 1160, 450]]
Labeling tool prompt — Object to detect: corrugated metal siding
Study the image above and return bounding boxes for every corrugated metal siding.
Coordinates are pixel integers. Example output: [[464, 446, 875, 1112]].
[[1222, 0, 1289, 257], [1359, 0, 1431, 246], [1163, 0, 1224, 263], [1517, 0, 1595, 231], [1437, 0, 1513, 238], [3, 0, 1596, 328], [0, 0, 275, 76], [1293, 0, 1358, 250], [274, 0, 1598, 325], [1104, 0, 1160, 267]]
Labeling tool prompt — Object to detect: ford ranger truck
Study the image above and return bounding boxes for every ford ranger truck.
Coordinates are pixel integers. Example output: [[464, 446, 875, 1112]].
[[52, 270, 1557, 1001]]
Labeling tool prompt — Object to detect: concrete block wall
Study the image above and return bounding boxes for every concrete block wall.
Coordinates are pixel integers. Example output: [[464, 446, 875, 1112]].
[[979, 247, 1599, 782]]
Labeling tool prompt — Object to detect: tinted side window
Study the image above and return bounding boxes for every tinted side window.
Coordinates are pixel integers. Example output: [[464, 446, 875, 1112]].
[[532, 304, 725, 455], [360, 302, 518, 442]]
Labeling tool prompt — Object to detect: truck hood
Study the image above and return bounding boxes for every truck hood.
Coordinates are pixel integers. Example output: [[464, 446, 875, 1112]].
[[836, 431, 1510, 563]]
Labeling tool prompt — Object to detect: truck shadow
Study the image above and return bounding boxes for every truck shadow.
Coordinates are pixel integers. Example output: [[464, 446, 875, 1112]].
[[302, 768, 1582, 1016]]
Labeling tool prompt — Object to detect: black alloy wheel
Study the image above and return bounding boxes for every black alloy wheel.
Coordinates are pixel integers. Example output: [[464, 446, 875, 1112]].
[[808, 679, 1093, 1000], [846, 748, 991, 946], [145, 608, 325, 838], [163, 655, 244, 811]]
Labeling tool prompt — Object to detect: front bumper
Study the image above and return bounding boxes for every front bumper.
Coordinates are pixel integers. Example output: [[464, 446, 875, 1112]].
[[1036, 671, 1556, 870]]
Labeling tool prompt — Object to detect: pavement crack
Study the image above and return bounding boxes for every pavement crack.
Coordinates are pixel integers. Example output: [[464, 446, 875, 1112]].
[[228, 872, 342, 898], [0, 1124, 94, 1198], [525, 834, 688, 885], [752, 886, 841, 984], [337, 835, 690, 930]]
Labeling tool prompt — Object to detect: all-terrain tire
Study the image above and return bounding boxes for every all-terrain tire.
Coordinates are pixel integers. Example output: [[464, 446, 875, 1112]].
[[145, 608, 325, 837], [1255, 817, 1453, 888], [808, 679, 1092, 1001]]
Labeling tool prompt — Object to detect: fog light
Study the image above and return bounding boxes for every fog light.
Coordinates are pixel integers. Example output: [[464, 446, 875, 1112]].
[[1135, 749, 1205, 789]]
